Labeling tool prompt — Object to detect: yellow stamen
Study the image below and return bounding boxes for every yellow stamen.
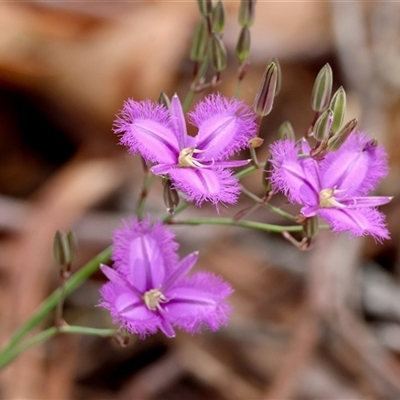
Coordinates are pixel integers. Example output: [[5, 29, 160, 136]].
[[178, 147, 207, 168], [319, 188, 345, 208], [142, 289, 168, 311]]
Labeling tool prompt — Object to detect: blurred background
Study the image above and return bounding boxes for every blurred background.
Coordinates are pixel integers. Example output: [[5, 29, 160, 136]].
[[1, 1, 400, 399]]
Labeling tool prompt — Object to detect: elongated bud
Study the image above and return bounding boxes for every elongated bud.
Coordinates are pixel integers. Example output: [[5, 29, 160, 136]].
[[263, 156, 273, 192], [328, 118, 357, 151], [249, 137, 264, 148], [53, 230, 76, 270], [278, 121, 295, 140], [236, 26, 251, 63], [311, 63, 333, 112], [163, 179, 180, 214], [210, 33, 227, 72], [271, 57, 282, 96], [197, 0, 213, 16], [212, 1, 225, 34], [329, 86, 346, 133], [303, 216, 319, 239], [310, 137, 329, 160], [254, 61, 278, 116], [239, 0, 256, 27], [158, 91, 171, 109], [313, 108, 334, 141], [190, 17, 209, 62]]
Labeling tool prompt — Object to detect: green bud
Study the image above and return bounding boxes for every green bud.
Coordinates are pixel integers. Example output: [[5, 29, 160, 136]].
[[158, 91, 171, 109], [278, 121, 295, 140], [212, 1, 225, 34], [254, 61, 278, 116], [313, 108, 333, 141], [190, 17, 209, 62], [328, 118, 357, 151], [197, 0, 213, 16], [53, 230, 76, 270], [303, 216, 319, 239], [329, 86, 346, 133], [271, 57, 282, 96], [235, 26, 251, 63], [210, 33, 227, 72], [263, 156, 273, 192], [163, 179, 180, 214], [239, 0, 255, 27], [311, 63, 333, 112]]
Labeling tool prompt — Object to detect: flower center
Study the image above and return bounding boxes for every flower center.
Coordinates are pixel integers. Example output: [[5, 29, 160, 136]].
[[319, 188, 345, 208], [178, 147, 207, 168], [142, 288, 169, 311]]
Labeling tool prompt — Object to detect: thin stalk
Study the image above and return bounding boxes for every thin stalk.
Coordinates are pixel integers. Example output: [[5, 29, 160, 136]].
[[182, 57, 209, 112], [1, 246, 112, 352], [235, 78, 243, 99], [136, 164, 155, 220], [240, 186, 296, 221], [0, 326, 116, 370], [234, 163, 264, 180], [170, 218, 303, 233]]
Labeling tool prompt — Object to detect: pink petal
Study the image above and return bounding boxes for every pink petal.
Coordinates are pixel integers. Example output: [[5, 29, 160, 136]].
[[169, 167, 240, 206]]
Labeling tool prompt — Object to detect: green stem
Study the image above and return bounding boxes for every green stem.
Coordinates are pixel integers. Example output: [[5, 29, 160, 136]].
[[0, 325, 116, 370], [136, 170, 155, 220], [240, 186, 296, 221], [182, 58, 209, 112], [1, 246, 112, 352], [170, 218, 304, 233], [234, 163, 264, 180]]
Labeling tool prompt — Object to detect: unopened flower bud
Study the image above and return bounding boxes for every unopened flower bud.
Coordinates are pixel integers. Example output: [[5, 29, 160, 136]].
[[235, 26, 251, 63], [327, 118, 357, 151], [190, 17, 209, 62], [313, 108, 333, 141], [263, 156, 273, 192], [254, 61, 278, 116], [158, 92, 170, 109], [278, 121, 295, 140], [163, 179, 180, 214], [212, 1, 225, 34], [249, 137, 264, 148], [310, 137, 329, 160], [303, 215, 319, 239], [239, 0, 256, 27], [311, 63, 333, 112], [210, 33, 227, 72], [329, 86, 346, 133], [197, 0, 213, 16], [271, 57, 282, 96], [53, 230, 76, 271]]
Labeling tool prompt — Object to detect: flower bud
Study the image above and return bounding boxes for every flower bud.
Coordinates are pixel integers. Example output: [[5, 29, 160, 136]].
[[163, 179, 180, 214], [210, 33, 227, 72], [327, 118, 357, 151], [254, 61, 278, 116], [303, 215, 319, 239], [235, 26, 251, 63], [278, 121, 295, 140], [239, 0, 256, 27], [249, 137, 264, 148], [329, 86, 346, 133], [212, 1, 225, 34], [158, 91, 170, 109], [53, 230, 76, 270], [197, 0, 213, 16], [271, 57, 282, 96], [263, 156, 273, 192], [190, 17, 209, 62], [311, 63, 333, 112], [313, 108, 333, 141]]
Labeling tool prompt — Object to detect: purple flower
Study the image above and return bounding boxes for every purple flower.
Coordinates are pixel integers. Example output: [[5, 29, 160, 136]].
[[269, 132, 392, 240], [114, 93, 257, 207], [99, 218, 233, 338]]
